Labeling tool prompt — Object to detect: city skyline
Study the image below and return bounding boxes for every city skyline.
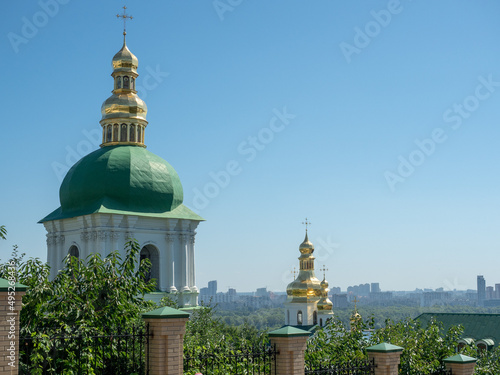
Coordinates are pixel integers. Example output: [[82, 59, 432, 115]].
[[2, 2, 500, 292]]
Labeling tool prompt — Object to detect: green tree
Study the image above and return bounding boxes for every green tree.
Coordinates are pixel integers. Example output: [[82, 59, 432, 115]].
[[372, 318, 462, 374], [0, 236, 158, 373]]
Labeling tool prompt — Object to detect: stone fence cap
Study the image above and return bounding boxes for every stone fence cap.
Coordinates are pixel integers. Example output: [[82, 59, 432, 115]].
[[443, 354, 477, 364], [0, 277, 28, 292], [142, 306, 190, 319], [366, 342, 403, 353], [268, 326, 312, 337]]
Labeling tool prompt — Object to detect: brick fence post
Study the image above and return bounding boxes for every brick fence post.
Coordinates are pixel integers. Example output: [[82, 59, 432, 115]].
[[366, 343, 403, 375], [443, 354, 477, 375], [0, 277, 28, 375], [268, 326, 311, 375], [142, 306, 190, 375]]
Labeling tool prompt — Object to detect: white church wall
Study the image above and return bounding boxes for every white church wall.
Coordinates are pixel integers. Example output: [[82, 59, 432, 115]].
[[43, 213, 200, 307]]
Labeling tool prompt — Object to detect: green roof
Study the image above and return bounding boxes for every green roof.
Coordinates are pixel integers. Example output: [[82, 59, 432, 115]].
[[0, 278, 28, 292], [40, 146, 204, 222], [366, 343, 403, 353], [142, 306, 190, 319], [416, 313, 500, 346], [269, 326, 312, 337]]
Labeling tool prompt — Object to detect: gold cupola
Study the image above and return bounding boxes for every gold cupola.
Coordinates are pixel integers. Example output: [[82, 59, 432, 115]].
[[317, 276, 333, 312], [100, 32, 148, 147], [286, 231, 322, 302]]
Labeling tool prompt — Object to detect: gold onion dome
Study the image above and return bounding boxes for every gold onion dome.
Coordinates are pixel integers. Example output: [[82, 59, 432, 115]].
[[286, 232, 322, 300], [299, 232, 314, 254], [112, 37, 138, 73], [317, 276, 333, 311], [320, 278, 329, 289]]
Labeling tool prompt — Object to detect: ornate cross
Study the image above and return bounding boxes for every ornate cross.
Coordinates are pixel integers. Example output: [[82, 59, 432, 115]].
[[302, 218, 311, 232], [353, 297, 359, 309], [291, 267, 297, 280], [117, 6, 133, 34], [320, 265, 328, 279]]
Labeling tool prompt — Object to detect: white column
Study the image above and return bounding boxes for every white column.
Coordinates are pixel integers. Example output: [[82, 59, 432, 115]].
[[165, 233, 176, 292], [46, 233, 57, 280], [80, 231, 89, 260], [56, 233, 66, 271], [110, 231, 119, 254], [179, 233, 190, 292], [189, 233, 197, 291], [98, 230, 108, 257]]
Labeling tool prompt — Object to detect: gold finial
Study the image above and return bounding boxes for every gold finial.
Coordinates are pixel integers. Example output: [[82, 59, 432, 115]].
[[117, 6, 133, 36], [291, 267, 297, 280], [320, 265, 328, 279], [302, 218, 311, 232]]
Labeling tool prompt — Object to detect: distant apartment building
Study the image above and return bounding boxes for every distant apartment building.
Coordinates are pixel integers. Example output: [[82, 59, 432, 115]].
[[477, 275, 486, 307], [420, 291, 451, 307], [486, 286, 494, 300], [330, 286, 341, 294], [371, 283, 381, 293], [347, 283, 370, 297], [208, 280, 217, 296], [331, 294, 348, 308]]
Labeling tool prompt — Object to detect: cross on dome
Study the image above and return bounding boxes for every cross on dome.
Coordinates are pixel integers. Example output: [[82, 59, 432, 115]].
[[117, 6, 133, 36], [320, 265, 328, 279], [302, 218, 311, 232]]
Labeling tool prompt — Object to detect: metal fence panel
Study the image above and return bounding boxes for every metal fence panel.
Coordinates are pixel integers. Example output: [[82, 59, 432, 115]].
[[19, 324, 150, 375]]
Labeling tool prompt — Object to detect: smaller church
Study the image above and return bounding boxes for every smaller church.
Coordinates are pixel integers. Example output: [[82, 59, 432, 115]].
[[285, 228, 334, 328]]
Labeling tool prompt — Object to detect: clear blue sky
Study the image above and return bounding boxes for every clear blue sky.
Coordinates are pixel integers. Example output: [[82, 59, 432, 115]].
[[2, 1, 500, 293]]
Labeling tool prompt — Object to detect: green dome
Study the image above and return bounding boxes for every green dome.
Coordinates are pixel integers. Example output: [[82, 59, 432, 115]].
[[59, 146, 183, 215]]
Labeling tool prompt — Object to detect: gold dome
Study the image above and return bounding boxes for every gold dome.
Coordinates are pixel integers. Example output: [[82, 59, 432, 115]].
[[112, 38, 138, 74], [320, 278, 329, 289], [299, 232, 314, 254], [99, 35, 148, 147], [317, 277, 333, 311], [101, 93, 147, 121], [286, 231, 321, 302]]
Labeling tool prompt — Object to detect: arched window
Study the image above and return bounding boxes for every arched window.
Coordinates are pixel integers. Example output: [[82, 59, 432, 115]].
[[287, 310, 290, 325], [477, 343, 487, 353], [121, 124, 127, 142], [297, 310, 303, 326], [113, 124, 119, 141], [123, 76, 130, 89], [130, 77, 135, 90], [140, 245, 160, 287], [129, 124, 136, 142], [320, 318, 323, 327], [137, 126, 142, 143], [106, 126, 112, 142], [313, 311, 318, 325], [68, 245, 79, 259], [116, 76, 122, 89]]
